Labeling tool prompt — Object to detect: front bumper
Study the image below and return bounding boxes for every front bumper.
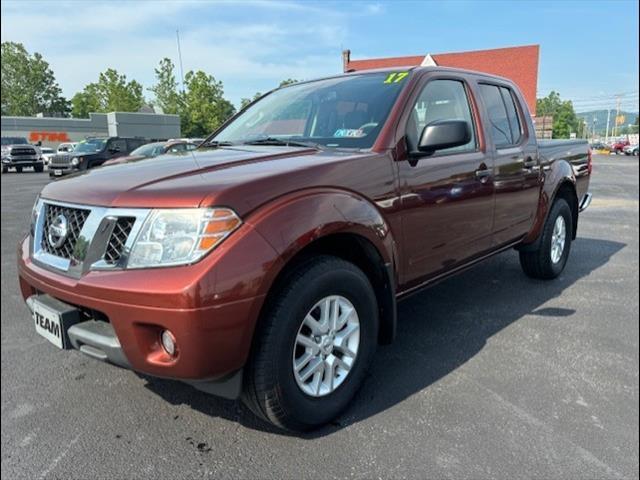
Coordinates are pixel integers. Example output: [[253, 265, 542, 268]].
[[17, 232, 272, 397], [48, 165, 77, 176], [3, 156, 42, 166]]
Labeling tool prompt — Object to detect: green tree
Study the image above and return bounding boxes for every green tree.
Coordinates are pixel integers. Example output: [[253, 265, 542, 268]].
[[240, 92, 262, 109], [149, 58, 183, 114], [239, 79, 299, 110], [181, 70, 235, 137], [279, 78, 299, 87], [70, 84, 101, 118], [536, 91, 580, 139], [1, 42, 69, 116], [71, 68, 144, 117]]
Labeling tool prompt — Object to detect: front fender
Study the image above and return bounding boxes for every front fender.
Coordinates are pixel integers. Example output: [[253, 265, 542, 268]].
[[247, 188, 397, 270]]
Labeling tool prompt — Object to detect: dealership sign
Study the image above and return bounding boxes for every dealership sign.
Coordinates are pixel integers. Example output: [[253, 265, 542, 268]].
[[29, 131, 71, 143]]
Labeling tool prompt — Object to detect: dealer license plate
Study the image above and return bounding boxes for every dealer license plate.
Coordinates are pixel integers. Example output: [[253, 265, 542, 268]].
[[32, 298, 64, 349]]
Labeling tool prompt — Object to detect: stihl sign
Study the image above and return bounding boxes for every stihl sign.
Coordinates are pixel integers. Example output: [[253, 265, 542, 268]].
[[29, 131, 71, 143]]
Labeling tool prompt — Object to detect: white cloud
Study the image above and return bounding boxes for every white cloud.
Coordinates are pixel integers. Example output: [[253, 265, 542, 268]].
[[0, 0, 350, 107]]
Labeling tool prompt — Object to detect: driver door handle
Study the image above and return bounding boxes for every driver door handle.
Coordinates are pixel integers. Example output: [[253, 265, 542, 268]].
[[475, 168, 492, 179]]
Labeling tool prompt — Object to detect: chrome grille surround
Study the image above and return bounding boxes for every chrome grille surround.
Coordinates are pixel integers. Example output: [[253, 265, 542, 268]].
[[31, 199, 151, 278]]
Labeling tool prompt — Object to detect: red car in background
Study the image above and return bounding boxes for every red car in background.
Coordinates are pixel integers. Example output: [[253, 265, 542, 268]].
[[610, 139, 630, 154], [103, 140, 198, 166]]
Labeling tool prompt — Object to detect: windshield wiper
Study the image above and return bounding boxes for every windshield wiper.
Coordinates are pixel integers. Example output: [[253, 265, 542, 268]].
[[241, 137, 323, 149], [200, 140, 236, 148]]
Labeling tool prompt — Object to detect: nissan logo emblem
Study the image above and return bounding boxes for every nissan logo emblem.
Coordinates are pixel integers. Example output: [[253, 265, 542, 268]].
[[47, 214, 69, 249]]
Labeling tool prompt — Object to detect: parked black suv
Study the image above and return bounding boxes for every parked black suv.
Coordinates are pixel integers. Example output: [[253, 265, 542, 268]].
[[48, 137, 148, 177]]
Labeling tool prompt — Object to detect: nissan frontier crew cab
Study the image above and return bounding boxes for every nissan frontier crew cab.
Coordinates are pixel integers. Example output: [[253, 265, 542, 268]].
[[18, 67, 592, 431]]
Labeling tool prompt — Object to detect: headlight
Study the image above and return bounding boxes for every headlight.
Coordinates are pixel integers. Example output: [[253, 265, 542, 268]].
[[127, 207, 241, 268], [71, 157, 79, 166]]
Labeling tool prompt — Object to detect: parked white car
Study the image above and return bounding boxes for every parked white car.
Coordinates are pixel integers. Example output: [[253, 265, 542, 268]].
[[57, 142, 78, 153], [623, 144, 638, 156], [40, 147, 56, 165]]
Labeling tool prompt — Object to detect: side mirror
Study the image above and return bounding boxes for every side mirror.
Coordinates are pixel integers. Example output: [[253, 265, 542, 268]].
[[414, 120, 471, 156]]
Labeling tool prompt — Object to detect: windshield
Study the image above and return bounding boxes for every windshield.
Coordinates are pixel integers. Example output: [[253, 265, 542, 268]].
[[130, 142, 165, 157], [1, 137, 28, 146], [74, 139, 107, 154], [212, 72, 411, 149]]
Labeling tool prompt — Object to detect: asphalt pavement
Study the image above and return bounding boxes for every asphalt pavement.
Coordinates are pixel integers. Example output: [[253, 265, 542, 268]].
[[1, 154, 638, 479]]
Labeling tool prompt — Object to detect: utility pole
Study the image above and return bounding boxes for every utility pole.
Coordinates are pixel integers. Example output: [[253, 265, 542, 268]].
[[605, 108, 611, 144]]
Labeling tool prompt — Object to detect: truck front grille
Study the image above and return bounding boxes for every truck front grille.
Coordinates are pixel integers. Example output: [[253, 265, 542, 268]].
[[40, 204, 90, 259], [49, 155, 71, 166], [103, 217, 136, 265], [32, 201, 150, 277], [11, 147, 37, 156]]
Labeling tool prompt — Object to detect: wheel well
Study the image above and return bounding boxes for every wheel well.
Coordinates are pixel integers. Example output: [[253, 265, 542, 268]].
[[555, 181, 579, 239], [264, 233, 396, 345]]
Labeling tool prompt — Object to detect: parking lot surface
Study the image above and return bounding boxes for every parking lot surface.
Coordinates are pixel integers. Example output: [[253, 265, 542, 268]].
[[1, 154, 638, 479]]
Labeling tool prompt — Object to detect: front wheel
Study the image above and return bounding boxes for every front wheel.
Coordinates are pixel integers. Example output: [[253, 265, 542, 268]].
[[15, 166, 23, 173], [34, 164, 44, 173], [519, 198, 573, 279], [242, 255, 378, 431]]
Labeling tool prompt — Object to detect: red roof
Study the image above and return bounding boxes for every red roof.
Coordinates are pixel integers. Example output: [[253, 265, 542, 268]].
[[345, 45, 539, 115]]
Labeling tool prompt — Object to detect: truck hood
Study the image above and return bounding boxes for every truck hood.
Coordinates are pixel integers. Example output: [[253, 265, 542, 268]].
[[40, 146, 376, 215]]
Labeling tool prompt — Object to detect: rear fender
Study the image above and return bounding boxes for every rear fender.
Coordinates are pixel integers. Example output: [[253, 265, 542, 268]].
[[519, 159, 577, 250]]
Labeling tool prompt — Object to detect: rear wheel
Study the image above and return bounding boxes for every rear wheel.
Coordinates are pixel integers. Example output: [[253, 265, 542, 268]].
[[242, 255, 378, 431], [1, 166, 7, 174], [519, 198, 573, 279], [34, 164, 44, 173]]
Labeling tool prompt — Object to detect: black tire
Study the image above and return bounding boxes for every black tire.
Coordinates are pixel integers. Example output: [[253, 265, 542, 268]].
[[1, 166, 7, 174], [34, 164, 44, 173], [242, 255, 378, 431], [519, 198, 573, 279], [15, 166, 22, 173]]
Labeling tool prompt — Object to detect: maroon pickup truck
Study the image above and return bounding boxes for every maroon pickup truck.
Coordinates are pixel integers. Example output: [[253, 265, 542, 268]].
[[18, 67, 592, 431]]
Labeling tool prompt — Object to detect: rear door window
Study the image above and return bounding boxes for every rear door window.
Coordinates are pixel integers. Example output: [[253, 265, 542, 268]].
[[479, 84, 512, 148], [499, 87, 522, 144], [479, 84, 523, 148]]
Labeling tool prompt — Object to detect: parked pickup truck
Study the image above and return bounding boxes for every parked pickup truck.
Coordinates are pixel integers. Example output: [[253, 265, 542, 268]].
[[1, 136, 43, 173], [48, 136, 147, 177], [18, 67, 592, 431]]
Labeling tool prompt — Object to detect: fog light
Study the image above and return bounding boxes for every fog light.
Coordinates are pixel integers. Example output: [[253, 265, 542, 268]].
[[160, 329, 177, 356]]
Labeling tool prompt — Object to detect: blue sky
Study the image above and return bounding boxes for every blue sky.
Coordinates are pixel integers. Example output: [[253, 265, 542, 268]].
[[1, 0, 638, 112]]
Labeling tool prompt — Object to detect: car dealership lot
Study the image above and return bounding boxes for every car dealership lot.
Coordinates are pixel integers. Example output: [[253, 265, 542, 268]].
[[1, 155, 638, 479]]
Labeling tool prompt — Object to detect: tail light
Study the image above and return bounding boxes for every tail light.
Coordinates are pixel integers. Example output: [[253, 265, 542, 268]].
[[587, 148, 593, 175]]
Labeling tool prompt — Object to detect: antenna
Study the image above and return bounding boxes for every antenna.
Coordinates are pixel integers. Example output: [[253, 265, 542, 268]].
[[176, 29, 185, 93]]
